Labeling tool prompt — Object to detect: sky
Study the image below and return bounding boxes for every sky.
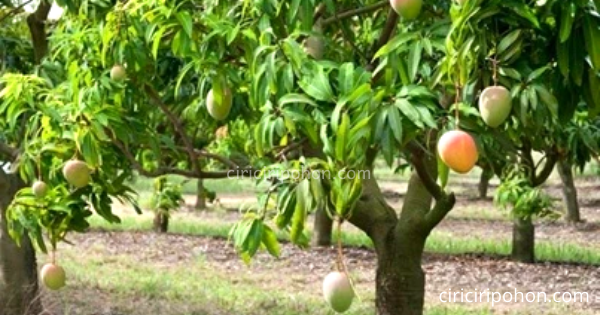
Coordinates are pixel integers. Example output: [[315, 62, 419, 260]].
[[24, 1, 64, 20]]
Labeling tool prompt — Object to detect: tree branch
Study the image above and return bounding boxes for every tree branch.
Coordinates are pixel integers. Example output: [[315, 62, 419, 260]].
[[0, 0, 34, 24], [196, 150, 240, 169], [423, 192, 456, 231], [274, 138, 308, 160], [0, 141, 18, 161], [321, 1, 388, 27], [108, 133, 253, 179], [367, 7, 399, 79], [371, 8, 398, 58], [26, 0, 51, 64], [347, 175, 398, 250], [408, 141, 443, 200], [532, 151, 558, 187], [143, 84, 202, 175]]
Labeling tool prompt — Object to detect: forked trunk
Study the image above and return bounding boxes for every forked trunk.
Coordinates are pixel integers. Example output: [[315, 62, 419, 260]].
[[512, 217, 535, 263], [557, 160, 580, 222], [348, 155, 452, 315], [0, 171, 42, 315], [312, 206, 333, 247], [195, 179, 207, 210]]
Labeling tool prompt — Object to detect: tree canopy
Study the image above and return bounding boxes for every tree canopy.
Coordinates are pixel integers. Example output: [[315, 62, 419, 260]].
[[1, 0, 600, 313]]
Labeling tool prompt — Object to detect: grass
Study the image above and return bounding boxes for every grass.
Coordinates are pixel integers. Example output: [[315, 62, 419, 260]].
[[128, 176, 263, 195], [49, 243, 547, 315], [88, 213, 600, 266]]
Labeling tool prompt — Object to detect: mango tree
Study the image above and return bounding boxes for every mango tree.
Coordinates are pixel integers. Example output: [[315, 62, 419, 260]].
[[0, 1, 50, 314], [1, 1, 600, 315], [442, 0, 600, 263]]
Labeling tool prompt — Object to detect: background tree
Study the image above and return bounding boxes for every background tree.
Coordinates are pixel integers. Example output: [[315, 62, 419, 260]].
[[443, 0, 600, 263], [150, 176, 184, 232]]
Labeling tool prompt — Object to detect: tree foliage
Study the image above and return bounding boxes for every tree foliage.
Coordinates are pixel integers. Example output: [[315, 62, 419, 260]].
[[0, 0, 599, 265]]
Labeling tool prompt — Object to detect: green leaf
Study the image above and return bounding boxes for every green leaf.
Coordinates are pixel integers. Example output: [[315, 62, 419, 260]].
[[509, 5, 539, 28], [584, 70, 600, 118], [570, 33, 585, 85], [499, 68, 522, 81], [557, 39, 570, 78], [176, 11, 193, 38], [527, 66, 549, 83], [387, 107, 403, 142], [395, 98, 421, 127], [152, 26, 168, 59], [262, 225, 280, 257], [559, 3, 576, 43], [338, 63, 355, 96], [335, 113, 350, 162], [320, 124, 335, 156], [408, 41, 423, 82], [373, 32, 418, 59], [275, 186, 296, 228], [279, 93, 318, 107], [583, 14, 600, 70], [497, 30, 521, 55], [244, 220, 264, 259], [299, 66, 334, 101], [290, 180, 309, 243]]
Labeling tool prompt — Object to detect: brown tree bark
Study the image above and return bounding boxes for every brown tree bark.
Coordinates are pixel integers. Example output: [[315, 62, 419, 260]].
[[312, 206, 333, 247], [557, 159, 581, 222], [153, 211, 169, 233], [512, 217, 535, 263], [0, 170, 42, 315], [478, 168, 493, 199], [0, 4, 55, 313], [510, 145, 557, 264], [347, 148, 455, 315], [195, 179, 207, 210]]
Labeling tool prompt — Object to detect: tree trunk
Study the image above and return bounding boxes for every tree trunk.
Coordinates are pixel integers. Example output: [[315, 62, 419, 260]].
[[478, 168, 493, 199], [153, 211, 169, 233], [0, 171, 42, 315], [312, 207, 333, 247], [512, 217, 535, 263], [347, 152, 454, 315], [374, 225, 427, 315], [557, 160, 581, 222], [195, 179, 207, 210]]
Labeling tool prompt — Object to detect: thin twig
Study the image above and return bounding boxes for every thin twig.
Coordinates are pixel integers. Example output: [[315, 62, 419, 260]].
[[0, 0, 34, 24], [322, 1, 388, 26]]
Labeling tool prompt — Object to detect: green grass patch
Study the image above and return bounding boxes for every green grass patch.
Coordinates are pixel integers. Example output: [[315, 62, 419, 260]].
[[89, 214, 600, 266], [128, 175, 264, 195]]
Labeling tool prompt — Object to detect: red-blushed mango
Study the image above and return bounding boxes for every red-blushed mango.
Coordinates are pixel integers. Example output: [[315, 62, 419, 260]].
[[40, 263, 66, 290], [323, 271, 354, 313], [479, 86, 512, 128], [110, 64, 126, 81], [437, 130, 478, 174], [389, 0, 423, 20], [206, 87, 233, 121], [32, 180, 48, 198], [62, 160, 91, 188]]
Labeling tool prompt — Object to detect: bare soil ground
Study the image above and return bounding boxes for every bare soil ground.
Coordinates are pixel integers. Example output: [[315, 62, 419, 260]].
[[44, 176, 600, 315], [47, 231, 599, 315]]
